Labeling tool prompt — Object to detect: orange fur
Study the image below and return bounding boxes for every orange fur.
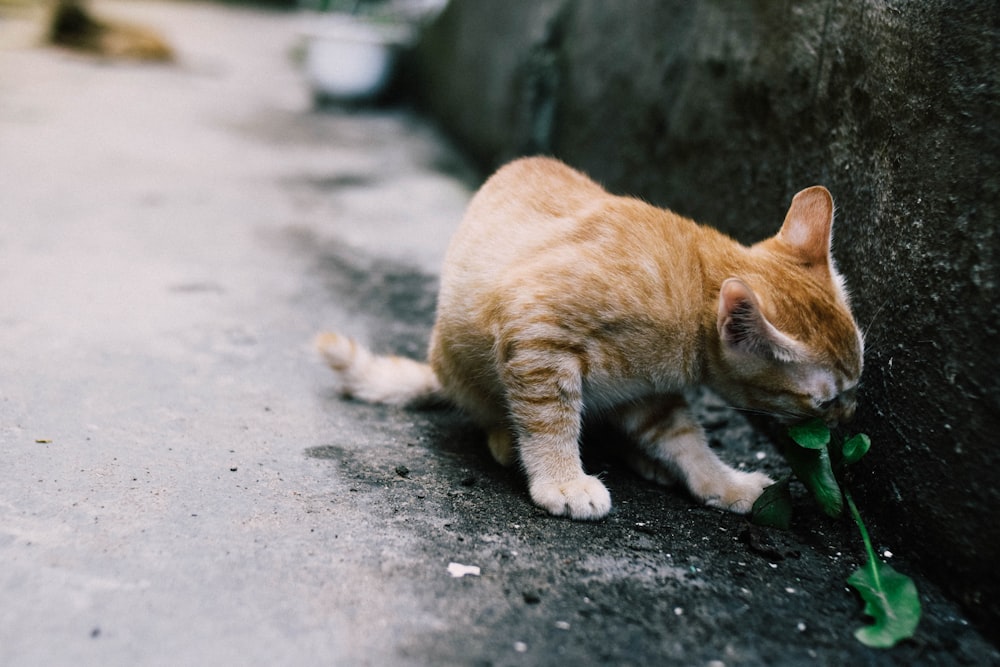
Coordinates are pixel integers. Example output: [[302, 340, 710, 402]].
[[48, 0, 174, 62], [318, 157, 863, 520]]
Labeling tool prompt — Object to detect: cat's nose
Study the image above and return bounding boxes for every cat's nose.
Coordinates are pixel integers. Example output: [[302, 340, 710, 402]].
[[824, 396, 856, 427]]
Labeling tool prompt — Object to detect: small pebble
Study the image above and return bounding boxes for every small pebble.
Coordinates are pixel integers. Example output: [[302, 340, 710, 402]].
[[446, 562, 480, 578]]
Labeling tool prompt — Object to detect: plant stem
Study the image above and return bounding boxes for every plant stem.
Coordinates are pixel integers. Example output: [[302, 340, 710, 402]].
[[845, 489, 882, 589]]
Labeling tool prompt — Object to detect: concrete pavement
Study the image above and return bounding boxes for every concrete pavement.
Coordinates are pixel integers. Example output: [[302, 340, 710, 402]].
[[1, 3, 470, 664]]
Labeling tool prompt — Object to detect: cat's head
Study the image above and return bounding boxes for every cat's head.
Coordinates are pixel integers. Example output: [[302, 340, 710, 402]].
[[709, 186, 864, 425]]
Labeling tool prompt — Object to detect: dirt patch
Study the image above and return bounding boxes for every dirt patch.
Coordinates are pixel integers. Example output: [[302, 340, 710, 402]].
[[308, 401, 996, 665]]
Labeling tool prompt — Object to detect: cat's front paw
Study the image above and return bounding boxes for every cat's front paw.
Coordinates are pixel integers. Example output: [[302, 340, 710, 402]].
[[698, 470, 773, 514], [529, 475, 612, 520]]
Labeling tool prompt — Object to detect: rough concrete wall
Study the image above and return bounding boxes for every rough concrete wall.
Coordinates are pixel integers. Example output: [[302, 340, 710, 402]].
[[408, 0, 1000, 627], [404, 0, 565, 161]]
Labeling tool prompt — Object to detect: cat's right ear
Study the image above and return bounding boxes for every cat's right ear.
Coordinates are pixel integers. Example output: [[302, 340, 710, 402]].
[[717, 278, 805, 363], [777, 185, 834, 268]]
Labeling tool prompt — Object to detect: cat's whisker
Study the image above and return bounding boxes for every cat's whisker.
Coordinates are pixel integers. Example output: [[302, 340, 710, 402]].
[[727, 405, 770, 417], [861, 297, 891, 342], [728, 404, 816, 424], [728, 405, 785, 420]]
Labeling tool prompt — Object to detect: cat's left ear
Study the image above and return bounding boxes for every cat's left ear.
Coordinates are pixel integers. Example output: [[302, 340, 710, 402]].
[[777, 185, 834, 268], [717, 278, 806, 363]]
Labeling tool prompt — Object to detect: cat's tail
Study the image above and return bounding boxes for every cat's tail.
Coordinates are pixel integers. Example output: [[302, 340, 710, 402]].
[[315, 332, 444, 406]]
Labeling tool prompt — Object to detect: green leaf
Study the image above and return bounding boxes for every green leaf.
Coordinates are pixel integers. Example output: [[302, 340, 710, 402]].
[[751, 478, 793, 530], [788, 418, 831, 449], [847, 559, 922, 648], [842, 433, 871, 465], [844, 491, 921, 648], [783, 441, 843, 517]]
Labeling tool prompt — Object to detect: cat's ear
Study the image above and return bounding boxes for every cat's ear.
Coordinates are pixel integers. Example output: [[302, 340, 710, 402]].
[[717, 279, 805, 362], [777, 185, 834, 267]]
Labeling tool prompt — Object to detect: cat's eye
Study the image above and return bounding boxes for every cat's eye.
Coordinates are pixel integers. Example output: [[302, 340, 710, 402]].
[[816, 396, 838, 410]]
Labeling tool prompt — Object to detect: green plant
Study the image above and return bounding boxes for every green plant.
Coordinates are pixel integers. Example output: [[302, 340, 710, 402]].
[[751, 419, 922, 648]]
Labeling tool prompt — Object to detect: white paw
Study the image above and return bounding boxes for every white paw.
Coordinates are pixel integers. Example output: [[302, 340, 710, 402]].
[[698, 470, 774, 514], [529, 475, 612, 520]]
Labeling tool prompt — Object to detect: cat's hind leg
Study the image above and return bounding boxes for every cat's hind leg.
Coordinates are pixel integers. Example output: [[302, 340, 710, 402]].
[[502, 347, 611, 520], [617, 396, 772, 514], [487, 428, 516, 467], [623, 447, 679, 487]]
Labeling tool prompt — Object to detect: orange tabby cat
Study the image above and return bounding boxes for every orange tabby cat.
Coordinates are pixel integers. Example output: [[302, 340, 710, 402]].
[[48, 0, 174, 62], [318, 157, 863, 520]]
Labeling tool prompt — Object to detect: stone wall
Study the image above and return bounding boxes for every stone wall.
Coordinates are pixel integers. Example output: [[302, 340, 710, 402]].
[[406, 0, 1000, 627]]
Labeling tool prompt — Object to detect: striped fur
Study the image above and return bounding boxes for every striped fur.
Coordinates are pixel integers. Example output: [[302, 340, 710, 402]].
[[316, 332, 441, 406]]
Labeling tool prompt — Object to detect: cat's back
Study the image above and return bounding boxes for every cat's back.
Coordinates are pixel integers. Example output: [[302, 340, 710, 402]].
[[475, 156, 607, 216], [442, 157, 700, 287], [444, 158, 630, 294], [449, 157, 608, 257]]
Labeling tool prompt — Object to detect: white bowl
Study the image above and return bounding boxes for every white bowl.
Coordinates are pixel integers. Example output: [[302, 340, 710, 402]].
[[302, 15, 411, 102]]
